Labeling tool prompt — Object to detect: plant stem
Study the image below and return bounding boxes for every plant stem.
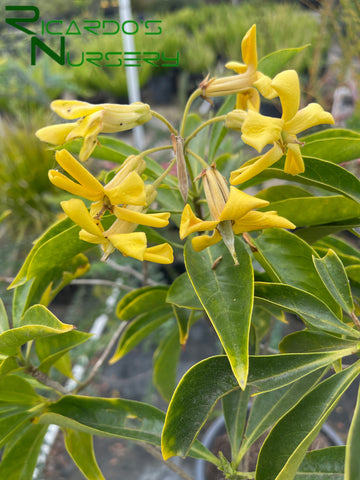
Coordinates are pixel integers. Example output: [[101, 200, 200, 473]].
[[180, 88, 202, 137], [186, 149, 209, 169], [152, 156, 177, 189], [184, 115, 227, 148], [25, 365, 68, 395], [150, 110, 178, 135], [73, 321, 127, 394], [140, 144, 174, 158], [140, 443, 195, 480]]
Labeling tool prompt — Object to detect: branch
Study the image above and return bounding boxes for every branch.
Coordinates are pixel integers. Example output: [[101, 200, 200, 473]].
[[25, 365, 68, 395]]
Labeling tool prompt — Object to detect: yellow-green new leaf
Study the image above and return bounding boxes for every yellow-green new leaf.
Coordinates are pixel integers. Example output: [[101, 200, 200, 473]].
[[64, 429, 105, 480]]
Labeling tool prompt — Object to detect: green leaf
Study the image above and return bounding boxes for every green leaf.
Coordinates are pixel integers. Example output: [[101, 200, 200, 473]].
[[208, 95, 236, 163], [294, 220, 360, 244], [0, 423, 47, 480], [109, 306, 173, 363], [256, 185, 313, 203], [64, 429, 105, 480], [222, 387, 250, 459], [295, 447, 345, 480], [38, 395, 217, 464], [116, 286, 169, 321], [345, 383, 360, 480], [166, 272, 203, 310], [0, 410, 40, 449], [255, 361, 360, 480], [0, 305, 74, 356], [241, 370, 325, 461], [184, 238, 253, 389], [258, 45, 310, 77], [260, 195, 360, 228], [254, 282, 360, 339], [153, 327, 181, 402], [172, 305, 191, 346], [0, 357, 20, 376], [35, 330, 92, 374], [313, 249, 354, 315], [253, 229, 342, 318], [0, 374, 44, 404], [161, 351, 352, 460], [0, 299, 9, 332], [314, 236, 360, 266], [301, 128, 360, 164], [246, 157, 360, 204], [280, 330, 359, 353]]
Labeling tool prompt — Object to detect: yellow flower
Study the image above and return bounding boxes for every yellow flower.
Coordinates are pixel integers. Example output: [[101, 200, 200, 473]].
[[230, 70, 335, 184], [49, 150, 147, 216], [201, 25, 276, 105], [180, 166, 295, 263], [61, 198, 173, 263], [36, 100, 152, 162]]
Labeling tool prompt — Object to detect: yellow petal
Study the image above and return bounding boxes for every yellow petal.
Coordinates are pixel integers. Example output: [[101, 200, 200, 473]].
[[285, 103, 335, 136], [235, 88, 260, 111], [242, 110, 284, 152], [55, 149, 103, 193], [179, 204, 219, 239], [49, 170, 101, 201], [233, 210, 296, 233], [225, 61, 247, 74], [79, 230, 106, 245], [254, 72, 278, 99], [79, 133, 99, 162], [35, 123, 75, 145], [61, 199, 103, 237], [108, 232, 147, 260], [191, 230, 222, 252], [271, 70, 300, 123], [220, 187, 269, 221], [67, 111, 103, 140], [230, 144, 283, 185], [225, 109, 247, 132], [51, 100, 103, 119], [113, 207, 170, 228], [143, 244, 174, 264], [241, 24, 257, 69], [284, 144, 305, 175], [105, 171, 146, 206]]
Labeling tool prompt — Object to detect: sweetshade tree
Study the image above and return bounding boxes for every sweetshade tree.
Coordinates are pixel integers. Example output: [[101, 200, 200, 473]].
[[1, 24, 360, 480]]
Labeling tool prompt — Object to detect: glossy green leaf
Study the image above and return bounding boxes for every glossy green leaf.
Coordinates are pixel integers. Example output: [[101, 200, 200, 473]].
[[253, 229, 342, 318], [280, 330, 359, 353], [0, 305, 74, 356], [0, 374, 44, 404], [347, 265, 360, 285], [254, 282, 360, 338], [0, 299, 9, 333], [184, 238, 253, 389], [246, 157, 360, 204], [0, 357, 20, 376], [161, 351, 352, 460], [116, 286, 169, 321], [241, 370, 324, 463], [153, 327, 181, 402], [313, 249, 354, 315], [258, 45, 310, 77], [314, 236, 360, 267], [35, 330, 92, 374], [256, 185, 313, 203], [255, 361, 360, 480], [110, 306, 173, 363], [38, 395, 217, 464], [0, 423, 47, 480], [208, 95, 235, 163], [295, 446, 345, 480], [261, 195, 360, 227], [172, 305, 191, 346], [64, 429, 105, 480], [166, 272, 203, 310], [222, 387, 250, 459], [345, 383, 360, 480], [301, 128, 360, 164], [0, 409, 40, 449], [294, 220, 360, 244]]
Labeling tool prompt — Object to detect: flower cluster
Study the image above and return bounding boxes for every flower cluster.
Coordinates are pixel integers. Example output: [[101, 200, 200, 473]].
[[36, 24, 334, 265]]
